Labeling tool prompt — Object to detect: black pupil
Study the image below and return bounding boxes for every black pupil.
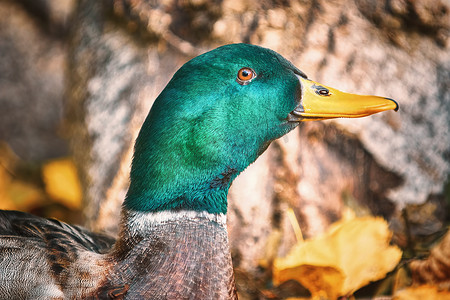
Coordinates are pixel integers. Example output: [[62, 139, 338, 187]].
[[242, 70, 250, 78]]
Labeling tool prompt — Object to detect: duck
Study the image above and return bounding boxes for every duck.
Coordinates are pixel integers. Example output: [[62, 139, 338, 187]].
[[0, 43, 398, 299]]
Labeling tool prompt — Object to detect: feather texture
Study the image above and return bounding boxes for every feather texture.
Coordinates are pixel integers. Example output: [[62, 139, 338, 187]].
[[0, 210, 237, 299]]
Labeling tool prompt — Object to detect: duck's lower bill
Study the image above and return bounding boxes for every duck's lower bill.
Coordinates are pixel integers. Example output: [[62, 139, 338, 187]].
[[289, 76, 399, 121]]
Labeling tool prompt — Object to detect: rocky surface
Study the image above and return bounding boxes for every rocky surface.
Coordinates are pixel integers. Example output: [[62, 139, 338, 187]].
[[0, 0, 68, 161]]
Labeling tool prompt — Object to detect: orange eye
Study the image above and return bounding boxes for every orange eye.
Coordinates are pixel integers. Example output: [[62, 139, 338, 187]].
[[237, 68, 256, 84]]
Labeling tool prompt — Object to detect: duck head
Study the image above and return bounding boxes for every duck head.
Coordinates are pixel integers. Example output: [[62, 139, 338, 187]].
[[124, 44, 398, 214]]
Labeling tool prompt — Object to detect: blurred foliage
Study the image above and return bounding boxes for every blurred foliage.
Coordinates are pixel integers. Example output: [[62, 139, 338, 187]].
[[42, 157, 82, 210], [0, 141, 82, 223], [0, 143, 43, 211]]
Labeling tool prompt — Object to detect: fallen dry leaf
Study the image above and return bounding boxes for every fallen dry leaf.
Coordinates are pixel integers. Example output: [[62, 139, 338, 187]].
[[0, 143, 44, 211], [42, 158, 82, 210], [409, 229, 450, 289], [394, 285, 450, 300], [0, 168, 44, 211], [273, 216, 402, 299]]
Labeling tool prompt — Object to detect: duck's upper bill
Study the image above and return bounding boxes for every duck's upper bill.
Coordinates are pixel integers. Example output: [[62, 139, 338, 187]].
[[289, 75, 399, 122]]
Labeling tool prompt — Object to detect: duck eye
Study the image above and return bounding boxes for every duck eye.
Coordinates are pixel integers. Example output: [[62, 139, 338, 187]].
[[237, 68, 256, 85]]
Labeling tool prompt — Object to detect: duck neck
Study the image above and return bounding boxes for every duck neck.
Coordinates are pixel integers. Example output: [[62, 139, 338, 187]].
[[123, 132, 239, 214], [122, 101, 266, 214], [107, 209, 237, 299]]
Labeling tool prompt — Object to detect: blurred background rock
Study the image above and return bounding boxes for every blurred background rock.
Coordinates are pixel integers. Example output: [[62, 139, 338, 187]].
[[0, 0, 449, 298]]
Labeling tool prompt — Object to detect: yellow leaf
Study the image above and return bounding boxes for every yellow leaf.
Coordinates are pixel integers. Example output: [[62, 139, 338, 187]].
[[42, 158, 82, 210], [394, 285, 450, 300], [0, 168, 44, 210], [273, 217, 402, 299], [276, 264, 345, 300], [0, 143, 44, 211]]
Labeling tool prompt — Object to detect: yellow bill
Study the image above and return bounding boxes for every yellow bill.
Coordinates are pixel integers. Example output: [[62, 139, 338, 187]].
[[290, 76, 399, 121]]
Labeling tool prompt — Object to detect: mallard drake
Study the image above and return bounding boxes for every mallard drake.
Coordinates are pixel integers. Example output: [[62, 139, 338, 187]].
[[0, 44, 398, 299]]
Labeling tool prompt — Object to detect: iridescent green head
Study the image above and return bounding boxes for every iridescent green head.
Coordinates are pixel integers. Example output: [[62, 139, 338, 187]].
[[124, 44, 398, 214]]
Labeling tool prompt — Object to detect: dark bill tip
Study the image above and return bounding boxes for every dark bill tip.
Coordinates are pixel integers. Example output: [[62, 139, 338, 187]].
[[385, 98, 399, 112]]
